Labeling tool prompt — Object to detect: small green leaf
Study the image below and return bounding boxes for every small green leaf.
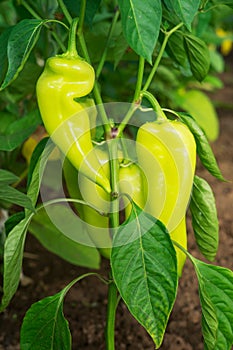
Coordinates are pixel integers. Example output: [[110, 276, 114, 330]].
[[26, 137, 55, 209], [163, 0, 201, 30], [0, 169, 18, 184], [0, 19, 44, 90], [118, 0, 162, 63], [20, 272, 95, 350], [0, 185, 34, 212], [192, 258, 233, 350], [4, 211, 25, 236], [0, 214, 33, 311], [190, 175, 218, 261], [0, 27, 12, 84], [183, 34, 210, 81], [178, 112, 225, 181], [29, 206, 100, 269], [111, 203, 178, 347], [166, 31, 187, 67], [20, 292, 71, 350]]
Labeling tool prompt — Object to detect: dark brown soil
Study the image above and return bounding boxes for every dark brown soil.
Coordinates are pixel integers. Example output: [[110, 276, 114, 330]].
[[0, 66, 232, 350]]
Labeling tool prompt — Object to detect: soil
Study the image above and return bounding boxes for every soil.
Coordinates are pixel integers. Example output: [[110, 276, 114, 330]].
[[0, 62, 232, 349]]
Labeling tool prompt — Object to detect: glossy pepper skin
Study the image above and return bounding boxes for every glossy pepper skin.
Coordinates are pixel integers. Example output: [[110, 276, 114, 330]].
[[78, 147, 112, 259], [63, 146, 112, 259], [36, 54, 110, 193], [119, 163, 147, 219], [169, 217, 187, 276], [134, 119, 196, 276], [136, 119, 196, 232], [118, 159, 188, 276]]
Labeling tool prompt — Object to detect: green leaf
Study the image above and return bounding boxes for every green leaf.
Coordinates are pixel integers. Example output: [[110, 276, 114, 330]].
[[0, 169, 18, 184], [29, 206, 100, 269], [111, 203, 178, 347], [166, 31, 187, 67], [118, 0, 162, 63], [0, 109, 41, 151], [4, 211, 25, 236], [190, 175, 218, 261], [183, 34, 210, 81], [192, 258, 233, 350], [20, 290, 72, 350], [26, 137, 55, 209], [0, 185, 34, 211], [177, 112, 225, 181], [0, 214, 33, 311], [0, 19, 44, 90], [177, 89, 219, 141], [20, 272, 95, 350], [163, 0, 201, 30], [0, 26, 12, 84], [113, 34, 129, 68]]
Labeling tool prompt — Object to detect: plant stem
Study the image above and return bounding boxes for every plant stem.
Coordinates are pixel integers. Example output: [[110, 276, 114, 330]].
[[20, 0, 67, 52], [20, 0, 41, 20], [104, 129, 121, 350], [117, 55, 144, 136], [57, 0, 72, 24], [143, 22, 183, 92], [96, 9, 120, 79], [140, 90, 167, 121], [133, 56, 145, 101], [105, 273, 120, 350], [66, 17, 79, 56], [117, 102, 139, 136], [77, 0, 86, 35], [108, 138, 120, 229], [77, 23, 111, 135]]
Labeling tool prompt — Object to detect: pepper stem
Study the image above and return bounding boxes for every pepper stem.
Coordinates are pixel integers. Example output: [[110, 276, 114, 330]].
[[66, 17, 79, 57], [140, 90, 167, 121]]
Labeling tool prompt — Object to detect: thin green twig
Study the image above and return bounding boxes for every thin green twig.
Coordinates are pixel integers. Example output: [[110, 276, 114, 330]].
[[143, 22, 183, 92]]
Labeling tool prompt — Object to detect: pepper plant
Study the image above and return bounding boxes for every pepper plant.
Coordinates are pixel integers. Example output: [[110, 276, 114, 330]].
[[0, 0, 233, 349]]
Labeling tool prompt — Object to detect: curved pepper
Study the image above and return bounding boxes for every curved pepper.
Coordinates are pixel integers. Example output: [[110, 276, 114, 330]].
[[78, 146, 112, 258], [136, 119, 196, 232], [63, 148, 112, 259], [36, 54, 110, 193]]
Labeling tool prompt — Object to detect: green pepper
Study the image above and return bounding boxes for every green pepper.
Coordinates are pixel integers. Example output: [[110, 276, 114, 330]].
[[63, 145, 112, 259], [136, 119, 196, 232], [118, 158, 188, 276], [36, 53, 110, 193], [170, 217, 187, 276], [78, 146, 112, 258]]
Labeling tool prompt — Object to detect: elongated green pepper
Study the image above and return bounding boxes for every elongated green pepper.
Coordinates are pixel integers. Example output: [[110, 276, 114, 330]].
[[136, 119, 196, 232], [118, 159, 188, 276], [78, 146, 112, 258], [36, 26, 110, 194]]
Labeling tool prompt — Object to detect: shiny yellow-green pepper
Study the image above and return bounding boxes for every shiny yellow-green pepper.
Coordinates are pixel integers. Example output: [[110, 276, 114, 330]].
[[36, 53, 110, 193], [131, 118, 196, 276], [119, 162, 147, 219], [63, 145, 112, 259], [136, 119, 196, 231]]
